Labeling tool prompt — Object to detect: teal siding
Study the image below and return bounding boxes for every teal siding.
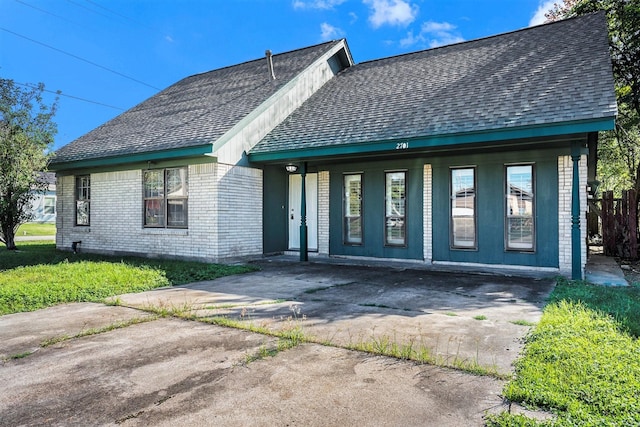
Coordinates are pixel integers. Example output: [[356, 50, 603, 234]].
[[261, 145, 572, 268], [328, 159, 424, 260], [431, 149, 561, 267]]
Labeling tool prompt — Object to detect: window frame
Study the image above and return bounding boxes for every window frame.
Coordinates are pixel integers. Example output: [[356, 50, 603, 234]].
[[143, 167, 188, 229], [75, 175, 90, 226], [43, 196, 56, 215], [504, 163, 535, 252], [384, 170, 407, 247], [449, 166, 477, 250], [343, 173, 363, 245]]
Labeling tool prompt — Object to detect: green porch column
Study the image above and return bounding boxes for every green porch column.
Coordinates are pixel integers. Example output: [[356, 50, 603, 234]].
[[571, 142, 583, 279], [299, 162, 308, 262]]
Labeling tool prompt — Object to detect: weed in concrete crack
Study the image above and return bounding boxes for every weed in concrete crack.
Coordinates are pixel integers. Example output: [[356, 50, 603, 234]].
[[473, 315, 488, 321], [142, 300, 198, 319], [105, 296, 122, 306], [444, 312, 458, 316], [510, 319, 535, 326], [5, 351, 33, 361], [240, 306, 254, 321], [154, 395, 174, 406], [347, 332, 505, 379], [115, 410, 144, 424], [204, 299, 286, 311], [40, 316, 156, 348]]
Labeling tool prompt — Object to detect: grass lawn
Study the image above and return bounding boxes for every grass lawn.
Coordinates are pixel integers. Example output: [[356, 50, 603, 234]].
[[488, 278, 640, 426], [0, 242, 258, 316], [16, 222, 56, 236]]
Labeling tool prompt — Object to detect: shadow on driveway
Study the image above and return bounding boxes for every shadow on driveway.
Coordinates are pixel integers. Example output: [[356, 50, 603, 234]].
[[0, 260, 556, 426], [118, 259, 556, 375]]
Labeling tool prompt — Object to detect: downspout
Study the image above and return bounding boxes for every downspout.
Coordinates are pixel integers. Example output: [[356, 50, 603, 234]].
[[571, 141, 587, 279], [300, 162, 309, 261], [300, 162, 308, 262]]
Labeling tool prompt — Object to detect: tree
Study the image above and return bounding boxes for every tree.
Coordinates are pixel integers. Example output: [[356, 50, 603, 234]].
[[0, 79, 58, 250], [546, 0, 640, 194]]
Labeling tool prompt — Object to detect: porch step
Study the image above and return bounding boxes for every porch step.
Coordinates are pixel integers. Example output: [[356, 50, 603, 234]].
[[585, 255, 629, 286]]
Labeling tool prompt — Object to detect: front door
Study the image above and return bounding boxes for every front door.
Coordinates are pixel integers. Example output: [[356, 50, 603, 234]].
[[288, 173, 318, 250]]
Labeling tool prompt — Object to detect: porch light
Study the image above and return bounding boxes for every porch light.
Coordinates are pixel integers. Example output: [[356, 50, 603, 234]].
[[285, 164, 298, 173]]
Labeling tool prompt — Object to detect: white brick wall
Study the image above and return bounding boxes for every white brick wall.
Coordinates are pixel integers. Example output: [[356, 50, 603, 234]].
[[317, 170, 330, 255], [558, 155, 588, 277], [423, 164, 433, 262], [56, 163, 263, 262], [215, 163, 263, 259]]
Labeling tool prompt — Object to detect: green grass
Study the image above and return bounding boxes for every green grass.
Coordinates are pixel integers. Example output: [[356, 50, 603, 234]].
[[488, 279, 640, 426], [0, 242, 258, 315], [473, 315, 487, 321], [549, 277, 640, 336], [16, 222, 56, 236]]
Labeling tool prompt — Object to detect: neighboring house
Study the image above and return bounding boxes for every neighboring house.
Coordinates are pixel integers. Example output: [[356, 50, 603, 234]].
[[50, 13, 617, 279], [28, 172, 56, 223]]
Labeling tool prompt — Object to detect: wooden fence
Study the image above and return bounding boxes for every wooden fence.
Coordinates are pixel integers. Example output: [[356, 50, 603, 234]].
[[601, 190, 638, 259]]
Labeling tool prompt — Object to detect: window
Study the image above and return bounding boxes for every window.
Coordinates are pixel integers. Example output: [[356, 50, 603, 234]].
[[385, 171, 406, 246], [43, 196, 56, 215], [75, 175, 90, 226], [143, 168, 188, 228], [343, 174, 363, 244], [450, 168, 476, 249], [506, 164, 534, 251]]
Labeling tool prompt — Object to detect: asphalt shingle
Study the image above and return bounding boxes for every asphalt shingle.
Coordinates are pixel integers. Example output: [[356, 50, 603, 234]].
[[251, 12, 617, 155], [52, 40, 343, 165]]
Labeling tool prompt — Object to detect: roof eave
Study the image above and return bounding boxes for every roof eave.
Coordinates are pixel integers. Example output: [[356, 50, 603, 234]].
[[49, 144, 215, 171], [248, 116, 615, 163]]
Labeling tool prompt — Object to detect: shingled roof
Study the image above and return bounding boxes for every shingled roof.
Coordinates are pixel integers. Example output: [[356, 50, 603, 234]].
[[250, 12, 617, 158], [52, 40, 344, 166]]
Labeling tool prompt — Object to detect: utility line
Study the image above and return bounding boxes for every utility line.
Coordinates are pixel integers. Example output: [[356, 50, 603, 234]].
[[0, 27, 161, 91], [66, 0, 114, 21], [84, 0, 160, 34], [14, 0, 87, 29], [14, 82, 126, 111]]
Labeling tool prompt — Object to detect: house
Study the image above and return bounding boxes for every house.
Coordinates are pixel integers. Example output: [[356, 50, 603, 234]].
[[50, 12, 617, 279], [28, 172, 56, 223]]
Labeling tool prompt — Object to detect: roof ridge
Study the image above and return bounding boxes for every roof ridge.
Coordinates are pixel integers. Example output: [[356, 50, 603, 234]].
[[357, 11, 603, 66], [184, 39, 342, 80]]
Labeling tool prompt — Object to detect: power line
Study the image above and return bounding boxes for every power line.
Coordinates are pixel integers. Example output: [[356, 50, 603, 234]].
[[14, 82, 126, 111], [65, 0, 114, 21], [0, 27, 161, 91], [83, 0, 160, 34], [13, 0, 87, 30]]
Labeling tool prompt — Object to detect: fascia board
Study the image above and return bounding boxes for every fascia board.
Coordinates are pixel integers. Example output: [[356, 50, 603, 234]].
[[248, 117, 615, 163], [49, 144, 215, 171]]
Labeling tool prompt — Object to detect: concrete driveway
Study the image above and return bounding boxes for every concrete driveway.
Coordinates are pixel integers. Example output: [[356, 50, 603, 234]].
[[0, 259, 555, 426]]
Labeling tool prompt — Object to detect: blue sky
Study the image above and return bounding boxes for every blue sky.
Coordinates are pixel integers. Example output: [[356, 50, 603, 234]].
[[1, 0, 557, 150]]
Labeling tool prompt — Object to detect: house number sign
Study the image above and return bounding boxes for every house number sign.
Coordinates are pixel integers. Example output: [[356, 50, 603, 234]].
[[395, 142, 409, 150]]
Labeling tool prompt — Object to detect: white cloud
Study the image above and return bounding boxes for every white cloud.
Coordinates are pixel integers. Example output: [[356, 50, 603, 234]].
[[399, 30, 419, 48], [320, 22, 345, 40], [364, 0, 418, 28], [401, 20, 464, 49], [293, 0, 347, 10], [421, 21, 455, 33], [529, 0, 556, 26]]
